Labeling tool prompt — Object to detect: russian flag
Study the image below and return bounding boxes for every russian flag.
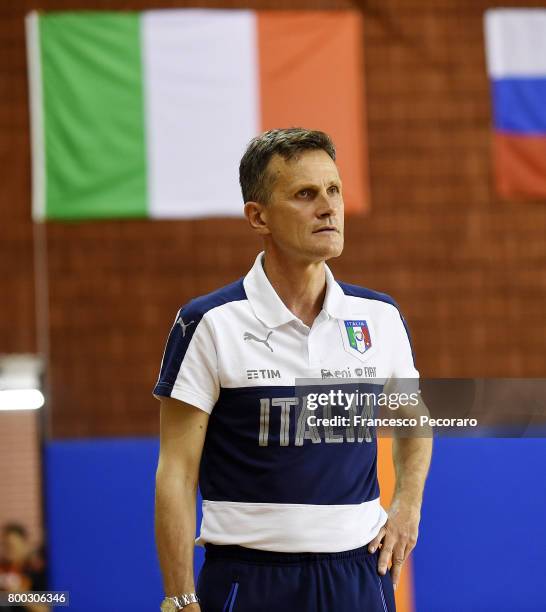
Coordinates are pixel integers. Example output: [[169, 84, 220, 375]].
[[484, 9, 546, 200]]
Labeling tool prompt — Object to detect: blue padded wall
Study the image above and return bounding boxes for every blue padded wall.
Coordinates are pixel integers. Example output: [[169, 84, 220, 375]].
[[412, 438, 546, 612], [45, 437, 546, 611], [45, 439, 204, 612]]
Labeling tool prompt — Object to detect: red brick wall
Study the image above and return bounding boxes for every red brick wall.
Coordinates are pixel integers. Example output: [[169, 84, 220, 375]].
[[2, 0, 546, 438]]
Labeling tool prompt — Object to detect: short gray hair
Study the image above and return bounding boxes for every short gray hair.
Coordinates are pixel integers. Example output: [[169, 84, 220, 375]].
[[239, 128, 336, 204]]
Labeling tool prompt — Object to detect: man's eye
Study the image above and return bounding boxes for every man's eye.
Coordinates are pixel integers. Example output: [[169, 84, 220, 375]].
[[328, 185, 340, 195], [298, 189, 312, 198]]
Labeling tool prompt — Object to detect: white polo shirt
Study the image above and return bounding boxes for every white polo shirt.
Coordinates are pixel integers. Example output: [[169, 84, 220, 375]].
[[153, 252, 418, 553]]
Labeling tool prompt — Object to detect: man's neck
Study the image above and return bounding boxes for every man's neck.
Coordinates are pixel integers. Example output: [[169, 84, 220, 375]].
[[262, 250, 327, 328]]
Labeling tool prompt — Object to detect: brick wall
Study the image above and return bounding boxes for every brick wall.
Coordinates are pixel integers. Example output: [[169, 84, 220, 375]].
[[1, 0, 545, 438], [0, 410, 43, 547]]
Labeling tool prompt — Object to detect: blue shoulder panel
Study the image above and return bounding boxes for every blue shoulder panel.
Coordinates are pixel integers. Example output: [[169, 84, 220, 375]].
[[153, 278, 247, 397]]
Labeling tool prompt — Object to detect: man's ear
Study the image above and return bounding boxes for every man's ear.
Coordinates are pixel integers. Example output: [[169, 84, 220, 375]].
[[244, 201, 271, 235]]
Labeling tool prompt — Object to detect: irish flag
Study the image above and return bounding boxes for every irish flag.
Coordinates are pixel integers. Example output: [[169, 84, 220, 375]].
[[26, 10, 368, 221]]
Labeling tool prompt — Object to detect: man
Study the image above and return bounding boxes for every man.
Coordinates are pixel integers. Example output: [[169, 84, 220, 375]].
[[154, 128, 432, 611]]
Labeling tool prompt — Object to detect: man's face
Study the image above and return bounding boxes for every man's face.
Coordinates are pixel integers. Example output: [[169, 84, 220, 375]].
[[259, 149, 344, 263], [1, 531, 28, 564]]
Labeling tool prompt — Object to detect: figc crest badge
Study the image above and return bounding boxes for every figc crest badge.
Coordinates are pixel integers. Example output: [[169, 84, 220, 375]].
[[344, 320, 372, 354]]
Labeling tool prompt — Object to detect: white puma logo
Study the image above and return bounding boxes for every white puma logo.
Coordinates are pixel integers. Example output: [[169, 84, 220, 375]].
[[176, 316, 194, 337], [244, 331, 274, 352]]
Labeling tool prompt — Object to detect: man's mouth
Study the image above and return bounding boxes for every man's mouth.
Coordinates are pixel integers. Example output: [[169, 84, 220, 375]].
[[313, 227, 338, 233]]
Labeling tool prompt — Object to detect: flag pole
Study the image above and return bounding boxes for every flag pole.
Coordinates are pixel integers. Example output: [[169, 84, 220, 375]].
[[32, 220, 52, 441], [26, 11, 52, 439]]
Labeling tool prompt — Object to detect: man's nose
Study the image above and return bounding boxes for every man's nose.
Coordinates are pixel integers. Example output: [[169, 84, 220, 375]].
[[316, 190, 337, 217]]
